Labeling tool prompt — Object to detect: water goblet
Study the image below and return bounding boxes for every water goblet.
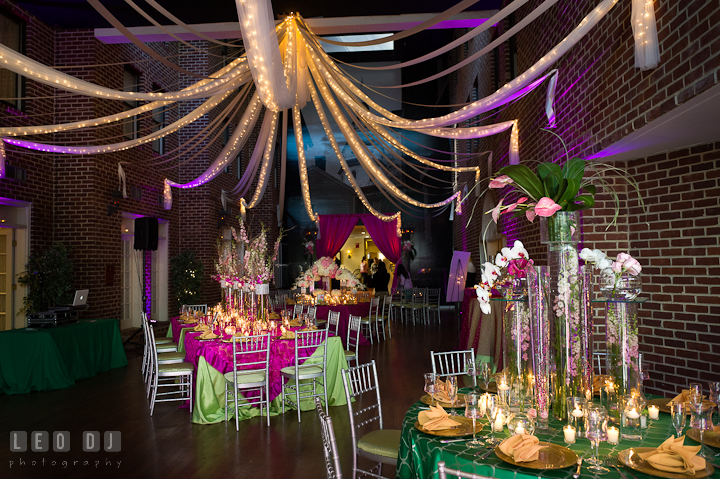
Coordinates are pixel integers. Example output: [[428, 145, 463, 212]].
[[585, 405, 609, 474], [464, 393, 484, 448], [670, 400, 687, 438], [691, 403, 715, 460], [466, 358, 479, 391], [708, 381, 720, 425], [689, 382, 703, 396], [479, 362, 491, 391], [484, 394, 504, 446], [424, 373, 438, 407]]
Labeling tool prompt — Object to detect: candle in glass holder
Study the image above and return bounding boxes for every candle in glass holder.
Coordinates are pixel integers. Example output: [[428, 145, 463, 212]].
[[572, 406, 584, 418], [648, 405, 659, 420], [515, 425, 526, 435], [626, 408, 640, 420], [607, 426, 619, 444], [563, 425, 576, 444], [494, 413, 505, 432], [224, 325, 236, 335]]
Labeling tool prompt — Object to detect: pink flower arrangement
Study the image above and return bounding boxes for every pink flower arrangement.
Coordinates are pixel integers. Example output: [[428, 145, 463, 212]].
[[475, 240, 533, 314]]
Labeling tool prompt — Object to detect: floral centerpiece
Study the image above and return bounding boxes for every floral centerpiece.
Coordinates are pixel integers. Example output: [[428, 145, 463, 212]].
[[476, 240, 532, 313], [312, 256, 339, 279], [581, 248, 643, 398]]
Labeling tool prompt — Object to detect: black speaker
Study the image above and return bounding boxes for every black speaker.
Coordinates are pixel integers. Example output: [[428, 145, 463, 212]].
[[134, 217, 158, 250]]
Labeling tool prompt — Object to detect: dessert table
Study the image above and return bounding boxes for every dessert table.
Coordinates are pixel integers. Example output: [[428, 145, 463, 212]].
[[168, 318, 348, 424], [397, 390, 710, 479], [0, 318, 128, 394], [459, 288, 502, 368]]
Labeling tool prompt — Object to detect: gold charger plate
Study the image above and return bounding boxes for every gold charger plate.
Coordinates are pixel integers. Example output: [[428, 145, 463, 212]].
[[494, 441, 577, 470], [618, 447, 715, 479], [413, 416, 481, 437], [647, 398, 717, 415], [687, 428, 720, 449], [420, 393, 466, 408]]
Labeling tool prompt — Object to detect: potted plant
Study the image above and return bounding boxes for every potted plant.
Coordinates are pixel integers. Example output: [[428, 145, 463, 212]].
[[17, 243, 74, 314], [170, 250, 204, 309]]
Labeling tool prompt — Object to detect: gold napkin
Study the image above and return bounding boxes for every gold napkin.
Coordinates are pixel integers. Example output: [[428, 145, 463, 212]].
[[182, 318, 198, 324], [432, 379, 454, 404], [667, 390, 706, 407], [498, 434, 543, 463], [288, 319, 302, 327], [193, 324, 209, 332], [593, 375, 611, 393], [638, 436, 705, 474], [301, 325, 318, 331], [197, 330, 218, 340], [269, 312, 281, 320], [286, 299, 295, 305], [714, 426, 720, 433], [417, 405, 462, 431], [280, 330, 296, 340]]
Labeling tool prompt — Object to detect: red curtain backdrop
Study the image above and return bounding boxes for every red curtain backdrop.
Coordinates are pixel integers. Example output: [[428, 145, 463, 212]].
[[361, 215, 402, 290], [316, 215, 359, 258]]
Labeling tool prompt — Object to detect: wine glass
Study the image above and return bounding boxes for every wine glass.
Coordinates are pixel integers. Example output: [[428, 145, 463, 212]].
[[708, 381, 720, 425], [585, 405, 609, 474], [464, 393, 484, 448], [671, 400, 687, 438], [466, 358, 479, 391], [484, 394, 503, 446], [479, 362, 491, 392], [424, 373, 438, 407], [689, 382, 702, 396], [446, 376, 458, 410]]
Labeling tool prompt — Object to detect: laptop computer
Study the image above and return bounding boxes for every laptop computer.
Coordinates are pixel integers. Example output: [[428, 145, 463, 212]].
[[73, 289, 89, 307]]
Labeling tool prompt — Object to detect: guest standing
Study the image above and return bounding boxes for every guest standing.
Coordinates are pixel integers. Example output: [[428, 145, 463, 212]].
[[374, 261, 390, 293]]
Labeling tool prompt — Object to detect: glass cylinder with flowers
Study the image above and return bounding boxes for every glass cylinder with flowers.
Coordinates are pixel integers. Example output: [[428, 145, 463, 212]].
[[583, 248, 643, 397]]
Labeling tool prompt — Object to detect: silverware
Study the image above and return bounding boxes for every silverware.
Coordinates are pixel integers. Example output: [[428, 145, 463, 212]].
[[605, 454, 638, 479], [475, 447, 494, 459], [439, 438, 467, 444], [573, 458, 582, 479]]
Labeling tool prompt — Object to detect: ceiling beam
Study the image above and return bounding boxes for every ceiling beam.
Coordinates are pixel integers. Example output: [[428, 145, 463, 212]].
[[94, 11, 497, 44]]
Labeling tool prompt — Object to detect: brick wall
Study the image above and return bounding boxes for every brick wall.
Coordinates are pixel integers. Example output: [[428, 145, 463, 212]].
[[451, 1, 720, 396]]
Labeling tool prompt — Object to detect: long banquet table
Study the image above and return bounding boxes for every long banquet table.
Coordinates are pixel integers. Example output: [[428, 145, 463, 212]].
[[0, 318, 128, 395], [397, 390, 708, 479], [168, 318, 348, 424]]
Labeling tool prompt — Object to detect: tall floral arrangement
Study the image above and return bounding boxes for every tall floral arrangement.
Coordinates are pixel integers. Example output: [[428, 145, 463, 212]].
[[475, 240, 533, 314], [237, 219, 283, 285]]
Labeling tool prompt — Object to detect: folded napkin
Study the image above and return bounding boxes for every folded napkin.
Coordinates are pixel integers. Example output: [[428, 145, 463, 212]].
[[269, 312, 281, 320], [193, 324, 209, 332], [279, 330, 296, 340], [431, 379, 455, 404], [285, 299, 295, 305], [418, 405, 462, 431], [667, 390, 706, 407], [498, 434, 543, 463], [197, 330, 218, 340], [638, 436, 705, 474], [288, 319, 302, 327], [182, 318, 198, 324], [301, 325, 318, 331], [593, 375, 611, 392]]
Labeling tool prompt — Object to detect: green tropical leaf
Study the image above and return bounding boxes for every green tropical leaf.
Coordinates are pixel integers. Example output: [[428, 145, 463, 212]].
[[562, 158, 586, 182], [545, 172, 561, 199], [537, 162, 561, 181], [554, 178, 568, 203], [582, 184, 597, 196], [498, 165, 544, 200], [558, 178, 580, 205], [564, 203, 584, 211], [574, 194, 595, 209]]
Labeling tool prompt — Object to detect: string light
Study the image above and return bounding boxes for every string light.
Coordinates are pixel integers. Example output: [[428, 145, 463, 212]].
[[244, 110, 279, 208], [292, 106, 317, 222]]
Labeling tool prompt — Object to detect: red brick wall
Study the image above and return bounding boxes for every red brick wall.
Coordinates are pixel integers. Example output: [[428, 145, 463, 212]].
[[451, 1, 720, 396]]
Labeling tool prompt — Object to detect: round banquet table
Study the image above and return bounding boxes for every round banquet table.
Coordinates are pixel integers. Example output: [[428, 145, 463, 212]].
[[397, 390, 701, 479], [168, 318, 348, 424]]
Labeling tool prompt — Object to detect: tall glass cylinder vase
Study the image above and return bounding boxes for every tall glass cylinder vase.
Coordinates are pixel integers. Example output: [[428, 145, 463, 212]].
[[604, 300, 640, 397], [528, 265, 552, 429], [540, 211, 592, 420], [502, 279, 532, 410]]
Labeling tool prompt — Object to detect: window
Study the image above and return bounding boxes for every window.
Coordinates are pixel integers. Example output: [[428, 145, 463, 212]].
[[151, 85, 165, 154], [123, 68, 140, 140], [508, 14, 518, 80], [0, 11, 24, 109], [236, 151, 243, 180]]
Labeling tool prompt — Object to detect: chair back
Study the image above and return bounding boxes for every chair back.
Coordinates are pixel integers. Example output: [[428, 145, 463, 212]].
[[347, 315, 361, 354], [401, 287, 413, 305], [306, 305, 317, 321], [231, 333, 271, 382], [412, 288, 426, 307], [341, 360, 384, 442], [183, 304, 208, 314], [143, 312, 160, 377], [437, 461, 493, 479], [427, 288, 441, 306], [327, 310, 341, 335], [315, 397, 343, 479], [431, 349, 475, 379], [367, 296, 380, 319], [293, 329, 328, 371], [379, 294, 390, 318], [293, 303, 304, 319]]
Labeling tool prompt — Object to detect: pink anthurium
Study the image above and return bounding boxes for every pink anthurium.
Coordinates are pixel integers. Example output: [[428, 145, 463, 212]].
[[491, 198, 504, 223], [526, 203, 537, 222], [489, 175, 514, 189], [504, 197, 528, 215], [534, 197, 563, 217]]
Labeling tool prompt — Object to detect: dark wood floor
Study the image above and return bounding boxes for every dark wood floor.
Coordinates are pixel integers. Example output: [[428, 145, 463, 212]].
[[0, 308, 462, 479]]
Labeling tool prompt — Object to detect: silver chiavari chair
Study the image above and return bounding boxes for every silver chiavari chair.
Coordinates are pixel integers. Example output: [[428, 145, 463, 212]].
[[224, 333, 271, 428], [431, 349, 476, 387], [315, 397, 343, 479], [345, 315, 361, 368], [281, 329, 329, 422]]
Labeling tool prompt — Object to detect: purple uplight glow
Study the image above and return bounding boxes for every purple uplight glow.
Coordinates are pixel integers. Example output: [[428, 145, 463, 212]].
[[144, 250, 152, 318]]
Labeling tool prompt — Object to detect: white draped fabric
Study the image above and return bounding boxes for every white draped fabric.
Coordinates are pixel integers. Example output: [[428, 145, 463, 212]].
[[632, 0, 660, 71]]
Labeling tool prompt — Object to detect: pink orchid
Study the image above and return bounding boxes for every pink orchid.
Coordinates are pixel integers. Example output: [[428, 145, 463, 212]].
[[505, 196, 528, 214], [526, 203, 537, 222], [491, 198, 504, 223], [489, 175, 514, 189], [534, 197, 563, 217]]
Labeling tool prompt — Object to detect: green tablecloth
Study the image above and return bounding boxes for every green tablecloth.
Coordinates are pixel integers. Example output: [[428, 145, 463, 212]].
[[0, 319, 128, 395], [397, 390, 718, 479], [189, 336, 348, 424]]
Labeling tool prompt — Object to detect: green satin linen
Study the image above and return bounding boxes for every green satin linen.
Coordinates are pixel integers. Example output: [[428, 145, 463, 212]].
[[0, 319, 128, 395], [191, 336, 348, 424], [397, 391, 682, 479]]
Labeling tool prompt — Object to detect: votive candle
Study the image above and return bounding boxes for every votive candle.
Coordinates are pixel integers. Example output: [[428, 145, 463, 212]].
[[563, 425, 576, 444], [607, 426, 619, 445], [648, 405, 659, 420]]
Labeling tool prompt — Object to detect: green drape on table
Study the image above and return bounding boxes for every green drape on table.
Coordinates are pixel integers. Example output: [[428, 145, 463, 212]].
[[397, 391, 689, 479], [192, 336, 348, 424], [0, 319, 128, 395]]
